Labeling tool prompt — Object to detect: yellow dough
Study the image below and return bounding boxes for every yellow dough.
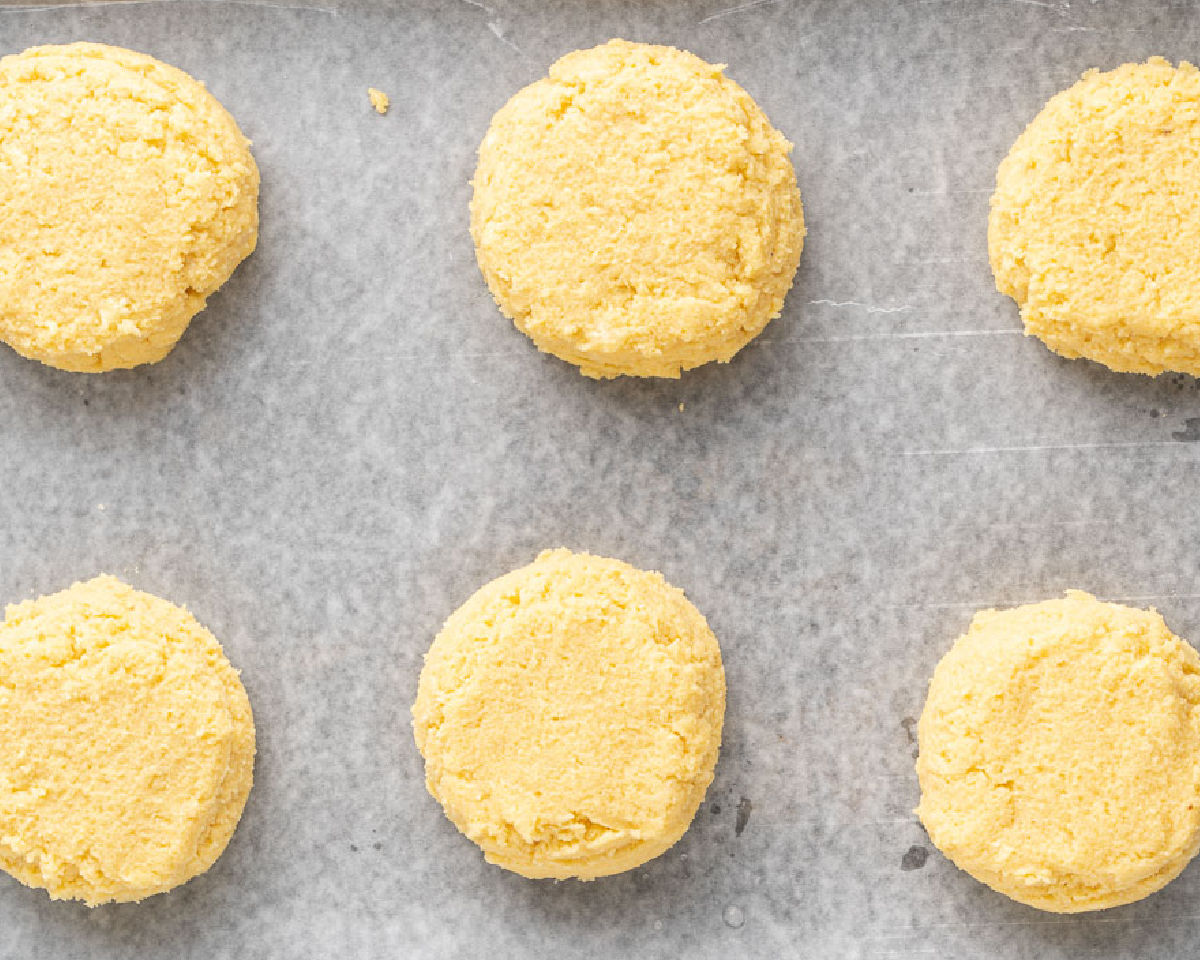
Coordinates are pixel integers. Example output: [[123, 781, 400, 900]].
[[0, 576, 255, 905], [412, 548, 725, 879], [917, 591, 1200, 912], [0, 43, 259, 372], [470, 39, 805, 379], [368, 87, 389, 115], [990, 58, 1200, 375]]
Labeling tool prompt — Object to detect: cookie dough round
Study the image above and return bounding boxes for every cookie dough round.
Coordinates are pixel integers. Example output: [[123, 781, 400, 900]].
[[0, 575, 255, 905], [470, 39, 805, 379], [412, 548, 725, 879], [917, 591, 1200, 912], [0, 42, 259, 372], [989, 58, 1200, 375]]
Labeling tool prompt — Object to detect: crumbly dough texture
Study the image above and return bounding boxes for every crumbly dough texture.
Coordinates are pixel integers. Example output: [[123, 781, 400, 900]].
[[412, 548, 725, 879], [470, 39, 805, 379], [0, 43, 259, 372], [990, 58, 1200, 375], [368, 87, 389, 115], [917, 591, 1200, 912], [0, 576, 255, 905]]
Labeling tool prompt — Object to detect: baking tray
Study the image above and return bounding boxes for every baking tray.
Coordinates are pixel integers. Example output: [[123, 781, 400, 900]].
[[3, 0, 1200, 957]]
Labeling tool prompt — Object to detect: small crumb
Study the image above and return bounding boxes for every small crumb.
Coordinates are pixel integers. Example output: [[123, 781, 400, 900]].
[[97, 504, 105, 511], [678, 402, 685, 412], [368, 88, 389, 115]]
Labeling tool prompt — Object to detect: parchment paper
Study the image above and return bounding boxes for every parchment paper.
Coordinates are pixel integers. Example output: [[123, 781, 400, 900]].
[[3, 1, 1200, 956]]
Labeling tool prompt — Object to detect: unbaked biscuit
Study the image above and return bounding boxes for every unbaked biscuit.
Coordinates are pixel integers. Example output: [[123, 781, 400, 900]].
[[0, 575, 255, 905], [412, 548, 725, 879], [0, 43, 259, 372], [470, 39, 805, 379], [990, 59, 1200, 375], [917, 591, 1200, 912]]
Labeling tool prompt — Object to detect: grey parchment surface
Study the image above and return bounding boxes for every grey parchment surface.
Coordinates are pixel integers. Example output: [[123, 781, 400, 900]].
[[3, 0, 1200, 957]]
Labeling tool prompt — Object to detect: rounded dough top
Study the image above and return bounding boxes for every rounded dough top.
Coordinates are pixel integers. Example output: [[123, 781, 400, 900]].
[[0, 42, 259, 372], [989, 58, 1200, 375], [470, 39, 805, 379], [412, 548, 725, 879], [917, 591, 1200, 912], [0, 575, 255, 905]]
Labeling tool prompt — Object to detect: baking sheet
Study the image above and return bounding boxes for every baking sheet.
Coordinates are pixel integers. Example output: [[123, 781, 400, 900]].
[[3, 0, 1200, 956]]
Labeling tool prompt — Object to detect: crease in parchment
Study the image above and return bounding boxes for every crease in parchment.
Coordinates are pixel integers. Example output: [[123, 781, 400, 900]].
[[2, 0, 337, 15]]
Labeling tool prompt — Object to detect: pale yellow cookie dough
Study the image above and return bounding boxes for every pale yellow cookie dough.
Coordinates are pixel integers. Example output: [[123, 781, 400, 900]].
[[917, 591, 1200, 912], [990, 58, 1200, 375], [470, 39, 805, 379], [412, 548, 725, 879], [0, 575, 255, 905], [368, 87, 389, 115], [0, 43, 259, 372]]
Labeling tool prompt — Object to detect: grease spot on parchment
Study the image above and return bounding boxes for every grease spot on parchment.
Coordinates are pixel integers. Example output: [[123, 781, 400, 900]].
[[900, 845, 929, 871], [735, 797, 752, 836], [1172, 417, 1200, 442]]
